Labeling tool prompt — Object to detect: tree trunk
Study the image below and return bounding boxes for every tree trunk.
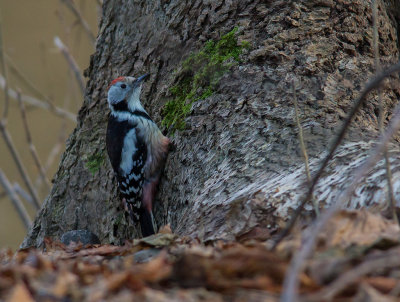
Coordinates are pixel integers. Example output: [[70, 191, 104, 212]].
[[22, 0, 400, 248]]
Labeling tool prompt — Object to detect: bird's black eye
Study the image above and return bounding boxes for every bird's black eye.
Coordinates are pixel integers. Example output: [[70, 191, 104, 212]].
[[121, 84, 126, 89]]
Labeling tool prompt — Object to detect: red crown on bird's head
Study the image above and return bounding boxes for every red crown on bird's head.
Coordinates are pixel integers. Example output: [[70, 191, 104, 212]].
[[108, 76, 126, 91]]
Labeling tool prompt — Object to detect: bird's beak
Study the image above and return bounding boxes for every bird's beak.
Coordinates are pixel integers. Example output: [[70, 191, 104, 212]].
[[136, 74, 149, 83]]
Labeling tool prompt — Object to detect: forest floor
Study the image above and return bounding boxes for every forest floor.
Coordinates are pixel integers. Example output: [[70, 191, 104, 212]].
[[1, 209, 400, 301]]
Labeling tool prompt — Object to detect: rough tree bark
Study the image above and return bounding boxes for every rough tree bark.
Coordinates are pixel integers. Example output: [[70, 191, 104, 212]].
[[22, 0, 400, 248]]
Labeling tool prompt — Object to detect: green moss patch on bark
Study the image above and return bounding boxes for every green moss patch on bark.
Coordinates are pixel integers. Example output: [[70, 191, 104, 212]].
[[86, 152, 105, 175], [162, 27, 250, 133]]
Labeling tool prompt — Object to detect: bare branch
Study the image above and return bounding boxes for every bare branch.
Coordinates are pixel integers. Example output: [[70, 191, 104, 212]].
[[0, 120, 41, 210], [273, 61, 400, 250], [17, 90, 51, 190], [13, 182, 33, 205], [6, 55, 53, 103], [36, 121, 66, 188], [372, 0, 397, 223], [0, 170, 31, 229], [54, 36, 85, 95], [59, 0, 96, 45], [0, 74, 76, 121], [305, 249, 400, 301], [0, 15, 9, 121], [292, 80, 318, 217], [282, 62, 400, 302]]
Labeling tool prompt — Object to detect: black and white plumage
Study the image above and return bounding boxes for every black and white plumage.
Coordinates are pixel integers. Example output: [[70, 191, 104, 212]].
[[106, 75, 169, 237]]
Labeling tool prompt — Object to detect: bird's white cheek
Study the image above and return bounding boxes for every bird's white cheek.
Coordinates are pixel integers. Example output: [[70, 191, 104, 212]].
[[108, 88, 126, 104]]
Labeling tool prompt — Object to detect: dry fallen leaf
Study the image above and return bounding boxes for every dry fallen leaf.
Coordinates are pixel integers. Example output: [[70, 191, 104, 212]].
[[318, 209, 400, 250], [236, 226, 271, 242], [6, 283, 34, 302], [363, 276, 398, 294], [138, 233, 177, 247], [132, 252, 172, 283], [52, 270, 78, 298], [106, 271, 131, 292], [353, 283, 396, 302], [158, 225, 172, 234]]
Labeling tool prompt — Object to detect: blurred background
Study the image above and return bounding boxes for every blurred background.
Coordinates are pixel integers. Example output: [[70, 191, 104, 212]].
[[0, 1, 99, 249]]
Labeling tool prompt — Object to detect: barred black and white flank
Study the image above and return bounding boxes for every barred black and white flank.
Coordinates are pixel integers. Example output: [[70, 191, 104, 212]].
[[106, 75, 169, 237]]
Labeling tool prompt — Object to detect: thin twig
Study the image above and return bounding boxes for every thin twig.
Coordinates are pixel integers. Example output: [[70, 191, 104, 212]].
[[35, 121, 66, 188], [0, 15, 9, 121], [272, 61, 400, 251], [292, 80, 319, 216], [54, 36, 85, 95], [0, 170, 31, 229], [373, 0, 397, 223], [6, 54, 53, 103], [46, 119, 67, 171], [55, 3, 81, 110], [0, 74, 76, 121], [13, 182, 33, 205], [39, 41, 55, 99], [305, 249, 400, 301], [0, 120, 41, 210], [96, 1, 103, 24], [17, 90, 51, 190], [0, 36, 43, 210], [59, 0, 96, 45], [281, 63, 400, 302]]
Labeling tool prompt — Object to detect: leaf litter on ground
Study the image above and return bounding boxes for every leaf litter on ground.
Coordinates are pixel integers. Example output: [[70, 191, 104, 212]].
[[1, 209, 400, 301]]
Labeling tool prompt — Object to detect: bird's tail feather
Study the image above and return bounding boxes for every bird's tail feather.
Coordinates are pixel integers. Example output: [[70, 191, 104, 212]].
[[139, 208, 156, 237]]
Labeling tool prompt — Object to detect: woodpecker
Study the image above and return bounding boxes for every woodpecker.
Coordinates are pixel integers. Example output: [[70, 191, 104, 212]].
[[106, 75, 169, 237]]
